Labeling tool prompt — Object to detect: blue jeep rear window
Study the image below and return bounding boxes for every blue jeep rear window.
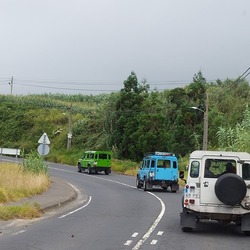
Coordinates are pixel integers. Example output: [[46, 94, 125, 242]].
[[151, 160, 155, 168], [173, 161, 177, 169], [157, 160, 170, 168]]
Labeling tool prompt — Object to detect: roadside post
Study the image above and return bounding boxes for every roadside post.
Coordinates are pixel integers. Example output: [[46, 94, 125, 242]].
[[37, 133, 50, 162]]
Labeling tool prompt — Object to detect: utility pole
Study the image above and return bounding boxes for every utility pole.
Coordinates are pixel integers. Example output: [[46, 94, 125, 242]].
[[190, 91, 209, 150], [67, 105, 72, 151], [203, 92, 208, 151], [9, 76, 13, 95]]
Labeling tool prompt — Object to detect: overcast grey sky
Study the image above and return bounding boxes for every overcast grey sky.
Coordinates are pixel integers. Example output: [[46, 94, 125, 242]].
[[0, 0, 249, 95]]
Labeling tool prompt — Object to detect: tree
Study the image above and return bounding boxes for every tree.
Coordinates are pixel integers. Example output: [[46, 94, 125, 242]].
[[134, 91, 169, 159], [187, 70, 207, 104], [111, 72, 149, 160]]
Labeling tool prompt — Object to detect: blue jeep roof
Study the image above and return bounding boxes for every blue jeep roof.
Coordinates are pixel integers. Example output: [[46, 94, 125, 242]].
[[144, 151, 175, 157], [143, 152, 177, 162]]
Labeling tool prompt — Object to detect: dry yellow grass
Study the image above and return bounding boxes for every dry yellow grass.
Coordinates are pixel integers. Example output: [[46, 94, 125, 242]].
[[0, 162, 50, 203]]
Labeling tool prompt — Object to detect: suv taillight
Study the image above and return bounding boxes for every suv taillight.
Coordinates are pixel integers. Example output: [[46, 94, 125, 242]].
[[189, 199, 195, 204]]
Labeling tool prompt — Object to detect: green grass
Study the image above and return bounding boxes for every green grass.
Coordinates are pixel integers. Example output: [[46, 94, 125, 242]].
[[111, 159, 139, 175], [0, 203, 41, 220]]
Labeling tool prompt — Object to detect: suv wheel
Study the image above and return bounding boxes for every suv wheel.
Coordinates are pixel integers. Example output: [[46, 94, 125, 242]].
[[243, 231, 250, 236], [78, 163, 82, 173], [88, 166, 93, 174], [215, 173, 247, 205], [136, 176, 141, 189], [143, 179, 148, 191], [182, 227, 193, 232]]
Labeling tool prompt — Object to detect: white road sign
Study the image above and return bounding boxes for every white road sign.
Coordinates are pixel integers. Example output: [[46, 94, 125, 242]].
[[37, 144, 50, 156], [38, 133, 50, 144]]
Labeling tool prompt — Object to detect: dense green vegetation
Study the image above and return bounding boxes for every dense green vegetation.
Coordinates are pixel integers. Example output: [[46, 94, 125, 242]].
[[0, 71, 250, 170]]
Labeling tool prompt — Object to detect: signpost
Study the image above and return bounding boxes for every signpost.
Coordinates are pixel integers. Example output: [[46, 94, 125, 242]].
[[37, 133, 50, 160]]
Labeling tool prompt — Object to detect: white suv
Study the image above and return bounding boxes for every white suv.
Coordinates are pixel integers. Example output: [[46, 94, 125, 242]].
[[180, 150, 250, 235]]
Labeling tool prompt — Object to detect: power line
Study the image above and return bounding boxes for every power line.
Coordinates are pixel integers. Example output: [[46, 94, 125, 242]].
[[17, 83, 118, 92], [0, 73, 249, 94], [223, 66, 250, 92]]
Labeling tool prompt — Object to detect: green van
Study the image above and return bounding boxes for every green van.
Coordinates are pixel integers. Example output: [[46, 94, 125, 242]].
[[78, 150, 112, 175]]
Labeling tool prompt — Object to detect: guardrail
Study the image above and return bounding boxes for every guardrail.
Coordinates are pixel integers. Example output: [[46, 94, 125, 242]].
[[0, 148, 21, 158]]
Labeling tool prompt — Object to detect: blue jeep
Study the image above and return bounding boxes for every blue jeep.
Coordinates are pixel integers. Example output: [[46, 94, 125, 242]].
[[136, 152, 179, 192]]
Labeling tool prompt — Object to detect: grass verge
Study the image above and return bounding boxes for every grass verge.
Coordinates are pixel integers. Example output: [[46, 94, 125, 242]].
[[0, 162, 50, 220], [0, 203, 42, 220]]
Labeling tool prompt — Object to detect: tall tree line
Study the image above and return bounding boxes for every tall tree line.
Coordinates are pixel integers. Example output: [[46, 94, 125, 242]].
[[0, 71, 250, 162]]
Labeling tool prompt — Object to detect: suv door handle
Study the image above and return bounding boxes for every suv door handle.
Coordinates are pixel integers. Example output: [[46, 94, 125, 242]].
[[203, 181, 209, 187]]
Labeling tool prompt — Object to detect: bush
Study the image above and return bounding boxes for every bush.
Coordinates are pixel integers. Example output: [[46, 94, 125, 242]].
[[22, 151, 48, 175]]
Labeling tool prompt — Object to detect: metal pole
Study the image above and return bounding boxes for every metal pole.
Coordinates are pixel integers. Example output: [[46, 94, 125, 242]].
[[42, 134, 46, 162], [67, 105, 72, 150], [9, 76, 13, 95], [203, 92, 208, 150]]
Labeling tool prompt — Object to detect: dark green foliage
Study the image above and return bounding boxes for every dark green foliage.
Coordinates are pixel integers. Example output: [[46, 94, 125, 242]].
[[0, 71, 250, 164], [110, 72, 149, 160]]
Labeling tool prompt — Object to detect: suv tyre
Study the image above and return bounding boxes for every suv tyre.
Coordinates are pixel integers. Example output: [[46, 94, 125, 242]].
[[215, 173, 247, 205], [143, 179, 148, 191], [78, 163, 82, 173], [136, 176, 142, 189]]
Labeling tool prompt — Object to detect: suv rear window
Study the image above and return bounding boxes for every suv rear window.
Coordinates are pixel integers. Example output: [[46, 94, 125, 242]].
[[99, 154, 108, 159], [242, 163, 250, 180], [157, 160, 170, 168], [190, 161, 200, 178], [204, 159, 236, 178]]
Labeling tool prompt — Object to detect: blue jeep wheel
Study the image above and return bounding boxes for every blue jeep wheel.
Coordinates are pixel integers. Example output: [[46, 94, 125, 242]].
[[136, 176, 142, 188], [143, 179, 147, 191]]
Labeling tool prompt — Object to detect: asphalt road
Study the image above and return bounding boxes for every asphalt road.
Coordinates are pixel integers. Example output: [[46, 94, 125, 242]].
[[1, 161, 250, 250]]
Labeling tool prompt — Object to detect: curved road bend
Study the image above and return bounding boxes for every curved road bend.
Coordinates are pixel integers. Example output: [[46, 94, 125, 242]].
[[1, 161, 250, 250]]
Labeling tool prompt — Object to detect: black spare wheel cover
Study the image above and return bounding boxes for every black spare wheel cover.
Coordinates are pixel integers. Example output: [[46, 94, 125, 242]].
[[215, 173, 246, 205]]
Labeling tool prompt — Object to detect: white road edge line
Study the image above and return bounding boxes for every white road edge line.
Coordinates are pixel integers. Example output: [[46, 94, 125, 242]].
[[12, 230, 26, 236], [50, 166, 165, 249], [58, 196, 92, 219], [132, 192, 165, 250]]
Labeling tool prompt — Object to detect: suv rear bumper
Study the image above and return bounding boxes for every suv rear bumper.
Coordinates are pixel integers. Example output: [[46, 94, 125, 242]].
[[184, 203, 250, 215], [79, 165, 111, 173], [180, 208, 250, 231], [148, 180, 179, 191]]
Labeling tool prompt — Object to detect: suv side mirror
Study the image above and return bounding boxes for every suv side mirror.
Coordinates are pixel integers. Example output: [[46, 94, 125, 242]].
[[179, 170, 186, 184], [179, 170, 185, 179]]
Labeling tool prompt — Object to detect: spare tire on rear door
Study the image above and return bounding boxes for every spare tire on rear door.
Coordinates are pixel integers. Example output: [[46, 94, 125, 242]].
[[215, 173, 246, 205]]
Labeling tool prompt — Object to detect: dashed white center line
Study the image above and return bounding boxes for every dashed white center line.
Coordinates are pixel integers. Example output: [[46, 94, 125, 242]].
[[132, 192, 165, 250], [151, 239, 158, 245], [157, 231, 164, 236], [132, 232, 139, 237], [124, 240, 133, 246]]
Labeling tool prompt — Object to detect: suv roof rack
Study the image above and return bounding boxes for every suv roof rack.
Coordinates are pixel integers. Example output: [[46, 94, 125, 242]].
[[144, 152, 175, 157]]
